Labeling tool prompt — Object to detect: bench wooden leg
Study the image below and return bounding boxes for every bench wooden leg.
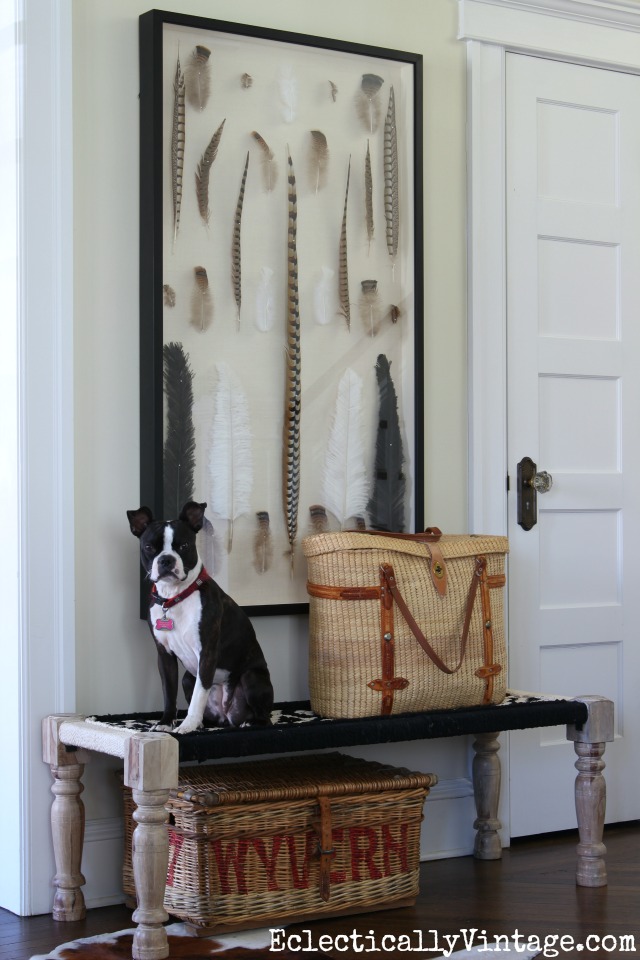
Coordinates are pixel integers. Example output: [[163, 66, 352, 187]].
[[124, 733, 179, 960], [42, 716, 91, 921], [472, 730, 502, 859], [567, 695, 614, 888]]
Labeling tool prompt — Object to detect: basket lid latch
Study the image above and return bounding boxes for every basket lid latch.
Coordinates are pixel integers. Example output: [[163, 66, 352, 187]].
[[314, 795, 335, 902]]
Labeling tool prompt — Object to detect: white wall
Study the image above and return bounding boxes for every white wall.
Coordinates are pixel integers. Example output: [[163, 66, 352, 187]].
[[70, 0, 472, 907]]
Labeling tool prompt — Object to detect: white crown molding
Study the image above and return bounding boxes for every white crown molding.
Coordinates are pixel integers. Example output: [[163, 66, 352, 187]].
[[459, 0, 640, 72], [461, 0, 640, 32]]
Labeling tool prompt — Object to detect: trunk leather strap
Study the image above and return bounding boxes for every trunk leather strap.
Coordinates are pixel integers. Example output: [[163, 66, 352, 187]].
[[315, 795, 335, 902]]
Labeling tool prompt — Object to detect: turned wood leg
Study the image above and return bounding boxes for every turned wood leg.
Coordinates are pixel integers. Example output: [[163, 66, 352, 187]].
[[42, 716, 91, 920], [50, 762, 87, 920], [566, 696, 614, 888], [124, 733, 179, 960], [472, 730, 502, 860]]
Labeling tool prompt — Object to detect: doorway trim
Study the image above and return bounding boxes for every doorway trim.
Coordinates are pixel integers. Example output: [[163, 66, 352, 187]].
[[458, 0, 640, 537]]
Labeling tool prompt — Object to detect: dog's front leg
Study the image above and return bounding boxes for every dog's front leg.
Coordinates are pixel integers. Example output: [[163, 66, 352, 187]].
[[154, 643, 179, 731], [174, 634, 219, 734]]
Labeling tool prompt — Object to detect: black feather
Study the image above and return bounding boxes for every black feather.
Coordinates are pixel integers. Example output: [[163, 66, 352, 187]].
[[367, 354, 406, 532], [163, 342, 196, 518]]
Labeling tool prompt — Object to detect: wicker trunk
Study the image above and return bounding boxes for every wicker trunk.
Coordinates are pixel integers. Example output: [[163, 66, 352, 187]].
[[122, 752, 435, 935]]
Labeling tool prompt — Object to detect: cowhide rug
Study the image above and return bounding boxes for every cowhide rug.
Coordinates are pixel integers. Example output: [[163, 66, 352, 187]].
[[30, 922, 542, 959]]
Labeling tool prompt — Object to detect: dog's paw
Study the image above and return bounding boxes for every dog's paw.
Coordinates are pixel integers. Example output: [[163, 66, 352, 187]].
[[174, 717, 203, 735], [150, 722, 175, 733]]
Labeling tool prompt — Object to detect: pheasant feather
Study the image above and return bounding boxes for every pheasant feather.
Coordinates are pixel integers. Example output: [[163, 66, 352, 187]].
[[322, 368, 369, 530], [195, 119, 226, 227], [368, 354, 406, 532], [255, 266, 275, 332], [251, 131, 278, 192], [357, 73, 384, 133], [209, 363, 253, 552], [232, 152, 250, 327], [163, 342, 195, 519], [359, 279, 381, 337], [309, 130, 329, 194], [309, 504, 329, 533], [170, 54, 185, 246], [365, 139, 374, 253], [185, 45, 211, 111], [253, 511, 273, 574], [384, 86, 399, 264], [190, 266, 213, 332], [283, 149, 301, 572], [338, 158, 351, 330]]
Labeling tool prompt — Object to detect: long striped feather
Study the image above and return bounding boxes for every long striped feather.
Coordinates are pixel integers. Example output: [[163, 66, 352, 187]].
[[232, 152, 250, 327], [338, 158, 351, 330], [170, 54, 185, 246], [283, 150, 301, 572], [384, 86, 399, 265]]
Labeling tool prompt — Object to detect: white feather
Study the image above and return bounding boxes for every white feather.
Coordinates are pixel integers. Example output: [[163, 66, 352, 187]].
[[313, 266, 334, 326], [278, 64, 297, 123], [255, 266, 275, 332], [209, 363, 253, 551], [322, 369, 369, 529]]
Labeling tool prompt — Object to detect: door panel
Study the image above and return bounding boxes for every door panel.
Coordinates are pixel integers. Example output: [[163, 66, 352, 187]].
[[506, 53, 640, 835]]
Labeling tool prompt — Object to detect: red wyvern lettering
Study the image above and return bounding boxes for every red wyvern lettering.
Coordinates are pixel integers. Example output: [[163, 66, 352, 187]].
[[349, 826, 382, 881], [382, 822, 410, 875], [251, 835, 283, 891], [211, 838, 249, 894]]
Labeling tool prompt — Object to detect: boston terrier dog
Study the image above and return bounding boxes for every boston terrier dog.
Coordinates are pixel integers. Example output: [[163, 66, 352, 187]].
[[127, 500, 274, 734]]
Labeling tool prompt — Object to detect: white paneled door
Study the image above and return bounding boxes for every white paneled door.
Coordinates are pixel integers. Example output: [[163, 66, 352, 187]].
[[506, 53, 640, 836]]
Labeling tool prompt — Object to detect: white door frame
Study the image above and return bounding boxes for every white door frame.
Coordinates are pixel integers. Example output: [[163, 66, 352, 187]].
[[458, 0, 640, 536], [2, 0, 75, 915]]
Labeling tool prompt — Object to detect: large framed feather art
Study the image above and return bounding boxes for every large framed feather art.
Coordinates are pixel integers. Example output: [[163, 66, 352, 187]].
[[139, 9, 424, 616]]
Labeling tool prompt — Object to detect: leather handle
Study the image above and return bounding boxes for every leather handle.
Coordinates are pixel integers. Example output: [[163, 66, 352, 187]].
[[380, 558, 485, 675], [347, 526, 443, 543]]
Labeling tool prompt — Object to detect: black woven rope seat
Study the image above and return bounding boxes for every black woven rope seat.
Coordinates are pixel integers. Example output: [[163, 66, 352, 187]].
[[89, 692, 589, 764]]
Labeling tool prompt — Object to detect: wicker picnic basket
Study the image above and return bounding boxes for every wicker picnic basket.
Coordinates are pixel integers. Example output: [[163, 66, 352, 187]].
[[122, 752, 436, 934], [303, 529, 509, 718]]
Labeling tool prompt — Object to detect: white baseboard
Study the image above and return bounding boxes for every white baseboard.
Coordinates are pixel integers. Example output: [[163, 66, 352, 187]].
[[82, 817, 126, 908]]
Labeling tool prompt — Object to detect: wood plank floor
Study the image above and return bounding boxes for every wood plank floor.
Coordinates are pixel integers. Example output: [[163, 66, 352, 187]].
[[1, 822, 637, 959]]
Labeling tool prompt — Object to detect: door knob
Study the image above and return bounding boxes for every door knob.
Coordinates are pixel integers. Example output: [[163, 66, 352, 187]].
[[516, 457, 553, 531]]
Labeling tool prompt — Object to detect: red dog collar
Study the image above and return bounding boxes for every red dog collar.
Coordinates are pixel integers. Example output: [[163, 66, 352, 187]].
[[150, 567, 212, 611]]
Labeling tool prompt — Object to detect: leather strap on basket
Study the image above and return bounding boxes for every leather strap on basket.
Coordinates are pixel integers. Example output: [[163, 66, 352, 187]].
[[314, 795, 335, 902], [349, 528, 448, 596]]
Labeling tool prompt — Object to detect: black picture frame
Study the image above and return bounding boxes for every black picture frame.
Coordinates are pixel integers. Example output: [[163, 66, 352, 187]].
[[139, 9, 424, 617]]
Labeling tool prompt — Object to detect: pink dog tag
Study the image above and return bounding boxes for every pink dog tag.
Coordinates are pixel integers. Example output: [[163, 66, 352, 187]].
[[155, 616, 174, 631]]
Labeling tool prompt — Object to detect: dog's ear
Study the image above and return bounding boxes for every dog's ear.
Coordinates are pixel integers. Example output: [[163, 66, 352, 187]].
[[179, 501, 207, 533], [127, 506, 153, 538]]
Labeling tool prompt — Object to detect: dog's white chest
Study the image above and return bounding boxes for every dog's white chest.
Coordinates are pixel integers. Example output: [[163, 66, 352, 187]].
[[152, 593, 202, 676]]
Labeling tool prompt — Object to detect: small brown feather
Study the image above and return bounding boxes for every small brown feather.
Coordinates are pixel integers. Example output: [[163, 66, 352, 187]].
[[356, 73, 384, 133], [253, 511, 273, 574], [309, 504, 329, 533], [163, 284, 176, 307], [309, 129, 329, 194], [185, 45, 211, 111], [190, 266, 213, 332], [251, 131, 277, 192]]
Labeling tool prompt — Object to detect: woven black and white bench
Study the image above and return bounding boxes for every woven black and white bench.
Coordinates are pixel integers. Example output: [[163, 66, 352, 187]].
[[43, 691, 613, 960]]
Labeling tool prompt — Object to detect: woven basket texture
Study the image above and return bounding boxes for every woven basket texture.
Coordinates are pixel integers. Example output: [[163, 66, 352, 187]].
[[122, 752, 435, 933], [303, 531, 509, 718]]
